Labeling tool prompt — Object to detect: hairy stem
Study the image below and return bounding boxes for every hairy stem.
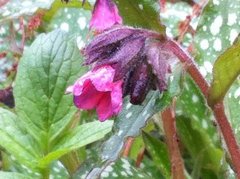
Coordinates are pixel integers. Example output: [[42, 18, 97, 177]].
[[162, 105, 185, 179], [166, 39, 240, 177], [213, 102, 240, 176]]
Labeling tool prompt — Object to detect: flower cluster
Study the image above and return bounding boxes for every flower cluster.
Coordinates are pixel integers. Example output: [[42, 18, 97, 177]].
[[83, 26, 175, 104], [67, 0, 176, 121]]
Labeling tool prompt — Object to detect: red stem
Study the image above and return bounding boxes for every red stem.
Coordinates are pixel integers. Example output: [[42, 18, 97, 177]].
[[162, 105, 185, 179], [165, 39, 240, 177], [135, 147, 145, 168], [122, 137, 134, 157], [177, 0, 208, 42], [213, 102, 240, 177]]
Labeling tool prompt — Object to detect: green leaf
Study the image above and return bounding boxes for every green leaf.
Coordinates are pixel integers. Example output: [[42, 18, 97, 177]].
[[0, 171, 33, 179], [0, 0, 55, 23], [38, 121, 113, 168], [45, 5, 91, 34], [143, 132, 171, 178], [226, 83, 240, 141], [176, 116, 223, 177], [209, 40, 240, 105], [0, 108, 39, 168], [115, 0, 165, 33], [5, 154, 69, 178], [176, 76, 216, 138], [101, 91, 161, 161], [74, 157, 154, 179], [14, 29, 87, 153], [195, 0, 240, 65], [74, 145, 164, 178], [49, 161, 69, 179], [43, 0, 92, 23]]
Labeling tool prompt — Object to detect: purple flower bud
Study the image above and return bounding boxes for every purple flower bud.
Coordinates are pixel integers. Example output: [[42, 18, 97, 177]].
[[0, 87, 14, 108], [130, 62, 155, 104], [90, 0, 122, 32], [145, 39, 174, 92], [84, 26, 176, 105]]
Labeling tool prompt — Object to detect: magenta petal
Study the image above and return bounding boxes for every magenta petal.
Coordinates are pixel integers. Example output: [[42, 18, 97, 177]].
[[74, 80, 103, 110], [69, 65, 123, 121], [90, 66, 115, 91], [71, 70, 94, 96], [90, 0, 122, 31], [111, 81, 123, 114], [96, 93, 113, 121]]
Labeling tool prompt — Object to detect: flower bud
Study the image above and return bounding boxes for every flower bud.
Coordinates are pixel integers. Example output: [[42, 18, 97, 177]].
[[90, 0, 122, 32]]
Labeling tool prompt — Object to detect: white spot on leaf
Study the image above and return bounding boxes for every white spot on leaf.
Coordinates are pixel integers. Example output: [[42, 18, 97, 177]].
[[138, 4, 143, 10], [230, 29, 238, 44], [213, 0, 220, 5], [192, 95, 199, 103], [60, 22, 69, 32], [77, 17, 87, 30], [200, 39, 209, 50], [210, 16, 223, 35], [213, 38, 222, 51], [199, 66, 207, 77], [234, 87, 240, 98], [204, 61, 213, 73], [126, 112, 133, 118], [227, 13, 237, 26]]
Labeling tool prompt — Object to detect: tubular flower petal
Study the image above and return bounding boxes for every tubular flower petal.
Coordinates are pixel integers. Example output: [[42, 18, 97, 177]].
[[90, 0, 122, 32], [67, 66, 123, 121], [83, 26, 177, 105]]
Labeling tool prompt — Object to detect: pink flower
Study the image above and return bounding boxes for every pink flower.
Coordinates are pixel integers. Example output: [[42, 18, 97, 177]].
[[90, 0, 122, 31], [67, 66, 123, 121]]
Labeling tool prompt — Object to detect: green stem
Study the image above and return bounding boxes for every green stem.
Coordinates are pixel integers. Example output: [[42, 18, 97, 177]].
[[41, 168, 50, 179], [60, 151, 81, 175]]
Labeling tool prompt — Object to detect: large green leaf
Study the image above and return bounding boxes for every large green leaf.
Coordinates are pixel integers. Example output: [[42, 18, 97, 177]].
[[209, 39, 240, 105], [74, 156, 155, 179], [195, 0, 240, 66], [176, 116, 223, 178], [0, 0, 55, 23], [46, 7, 91, 34], [0, 171, 33, 179], [176, 77, 216, 137], [143, 132, 171, 178], [38, 121, 113, 168], [115, 0, 165, 33], [43, 0, 92, 23], [14, 29, 87, 153], [0, 108, 39, 168]]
